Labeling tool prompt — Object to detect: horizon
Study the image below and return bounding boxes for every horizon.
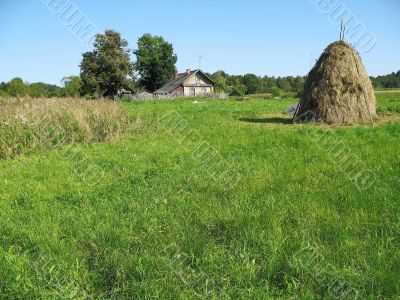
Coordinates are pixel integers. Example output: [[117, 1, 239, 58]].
[[1, 0, 400, 85]]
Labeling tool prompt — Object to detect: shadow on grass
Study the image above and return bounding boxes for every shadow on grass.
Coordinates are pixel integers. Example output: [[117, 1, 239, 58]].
[[239, 117, 293, 124]]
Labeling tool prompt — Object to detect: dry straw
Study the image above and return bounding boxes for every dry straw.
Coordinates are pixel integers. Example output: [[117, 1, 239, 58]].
[[295, 41, 377, 124]]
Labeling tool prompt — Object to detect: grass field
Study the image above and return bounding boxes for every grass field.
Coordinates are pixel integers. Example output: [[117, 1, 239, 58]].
[[0, 93, 399, 299]]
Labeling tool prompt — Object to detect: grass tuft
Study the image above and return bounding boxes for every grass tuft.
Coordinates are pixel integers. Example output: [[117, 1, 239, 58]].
[[0, 97, 132, 159]]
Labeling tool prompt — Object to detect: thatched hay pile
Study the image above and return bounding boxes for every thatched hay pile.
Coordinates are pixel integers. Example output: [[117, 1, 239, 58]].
[[295, 41, 377, 124]]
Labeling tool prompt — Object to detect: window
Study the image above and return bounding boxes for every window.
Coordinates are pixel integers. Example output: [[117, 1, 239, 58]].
[[190, 88, 196, 97], [195, 75, 201, 82], [201, 88, 207, 95]]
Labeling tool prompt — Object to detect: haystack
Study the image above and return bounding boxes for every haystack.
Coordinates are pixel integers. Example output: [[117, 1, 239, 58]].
[[294, 41, 376, 124]]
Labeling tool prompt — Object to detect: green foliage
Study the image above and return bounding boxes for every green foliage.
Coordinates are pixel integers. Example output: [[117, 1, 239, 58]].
[[32, 82, 62, 97], [228, 78, 247, 96], [134, 34, 178, 92], [26, 83, 48, 98], [0, 81, 8, 92], [213, 71, 229, 93], [0, 90, 10, 98], [6, 77, 27, 96], [62, 76, 82, 97], [276, 76, 292, 91], [269, 86, 281, 98], [242, 73, 263, 94], [371, 71, 400, 89], [80, 30, 134, 97], [291, 76, 306, 97], [0, 80, 63, 98], [210, 71, 305, 97]]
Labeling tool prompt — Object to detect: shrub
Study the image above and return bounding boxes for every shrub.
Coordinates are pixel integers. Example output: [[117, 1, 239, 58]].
[[0, 90, 10, 98]]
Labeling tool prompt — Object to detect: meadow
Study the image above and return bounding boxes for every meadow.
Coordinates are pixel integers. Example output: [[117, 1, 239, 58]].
[[0, 92, 399, 299]]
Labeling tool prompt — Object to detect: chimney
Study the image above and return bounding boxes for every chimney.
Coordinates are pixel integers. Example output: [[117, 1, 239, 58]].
[[175, 70, 179, 78], [186, 69, 191, 75]]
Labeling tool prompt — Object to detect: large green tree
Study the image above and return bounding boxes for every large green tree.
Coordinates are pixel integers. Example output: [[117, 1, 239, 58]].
[[242, 74, 263, 94], [80, 30, 133, 97], [134, 34, 177, 92]]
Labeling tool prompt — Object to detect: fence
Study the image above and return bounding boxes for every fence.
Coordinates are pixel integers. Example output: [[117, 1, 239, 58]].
[[119, 92, 229, 101]]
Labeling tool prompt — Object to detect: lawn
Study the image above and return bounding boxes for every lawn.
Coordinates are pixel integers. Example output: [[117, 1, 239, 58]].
[[0, 93, 399, 299]]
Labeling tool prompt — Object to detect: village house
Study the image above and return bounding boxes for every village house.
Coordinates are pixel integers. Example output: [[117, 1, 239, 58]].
[[155, 69, 215, 97]]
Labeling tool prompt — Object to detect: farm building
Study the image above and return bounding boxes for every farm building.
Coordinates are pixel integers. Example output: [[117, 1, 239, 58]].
[[104, 86, 135, 99], [116, 87, 135, 98], [134, 91, 154, 100], [155, 69, 215, 97]]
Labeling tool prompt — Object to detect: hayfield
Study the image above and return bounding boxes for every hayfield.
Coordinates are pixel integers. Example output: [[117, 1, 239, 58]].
[[0, 98, 131, 160], [0, 93, 399, 298]]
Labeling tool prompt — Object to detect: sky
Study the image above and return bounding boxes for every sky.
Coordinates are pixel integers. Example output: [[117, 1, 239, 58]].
[[1, 0, 399, 86]]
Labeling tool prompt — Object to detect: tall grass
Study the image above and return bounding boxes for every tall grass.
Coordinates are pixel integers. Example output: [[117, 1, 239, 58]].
[[0, 97, 131, 159]]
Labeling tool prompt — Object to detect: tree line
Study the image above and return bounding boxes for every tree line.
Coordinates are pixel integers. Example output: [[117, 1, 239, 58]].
[[0, 29, 398, 98], [371, 71, 400, 89], [209, 71, 306, 97], [0, 73, 307, 98]]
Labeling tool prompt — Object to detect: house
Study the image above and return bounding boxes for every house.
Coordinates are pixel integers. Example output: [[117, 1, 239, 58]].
[[155, 69, 215, 97]]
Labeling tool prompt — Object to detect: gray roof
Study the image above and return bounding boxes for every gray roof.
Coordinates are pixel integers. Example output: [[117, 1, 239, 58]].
[[154, 69, 214, 94]]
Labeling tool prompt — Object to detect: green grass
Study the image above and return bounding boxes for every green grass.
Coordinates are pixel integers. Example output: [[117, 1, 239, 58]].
[[0, 93, 399, 299], [376, 91, 400, 113]]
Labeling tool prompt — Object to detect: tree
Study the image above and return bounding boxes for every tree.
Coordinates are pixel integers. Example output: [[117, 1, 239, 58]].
[[6, 78, 27, 96], [263, 76, 278, 94], [242, 74, 262, 94], [276, 77, 292, 92], [212, 71, 229, 93], [228, 78, 247, 96], [62, 76, 82, 97], [80, 30, 133, 97], [27, 83, 48, 98], [34, 82, 62, 97], [292, 76, 306, 97], [134, 34, 177, 92], [0, 82, 7, 92]]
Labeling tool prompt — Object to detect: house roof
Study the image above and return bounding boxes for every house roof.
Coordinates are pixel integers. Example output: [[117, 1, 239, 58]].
[[154, 69, 215, 94]]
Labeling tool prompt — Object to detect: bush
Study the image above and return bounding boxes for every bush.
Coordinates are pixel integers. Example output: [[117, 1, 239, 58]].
[[0, 90, 10, 98]]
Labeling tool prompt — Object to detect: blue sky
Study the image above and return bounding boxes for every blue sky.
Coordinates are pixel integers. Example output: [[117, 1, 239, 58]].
[[1, 0, 399, 85]]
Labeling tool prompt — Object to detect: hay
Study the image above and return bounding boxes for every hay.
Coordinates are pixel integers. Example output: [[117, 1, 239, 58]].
[[295, 41, 377, 124]]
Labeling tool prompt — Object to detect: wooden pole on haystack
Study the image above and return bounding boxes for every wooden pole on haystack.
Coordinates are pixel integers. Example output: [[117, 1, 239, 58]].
[[340, 20, 343, 40], [340, 19, 346, 41]]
